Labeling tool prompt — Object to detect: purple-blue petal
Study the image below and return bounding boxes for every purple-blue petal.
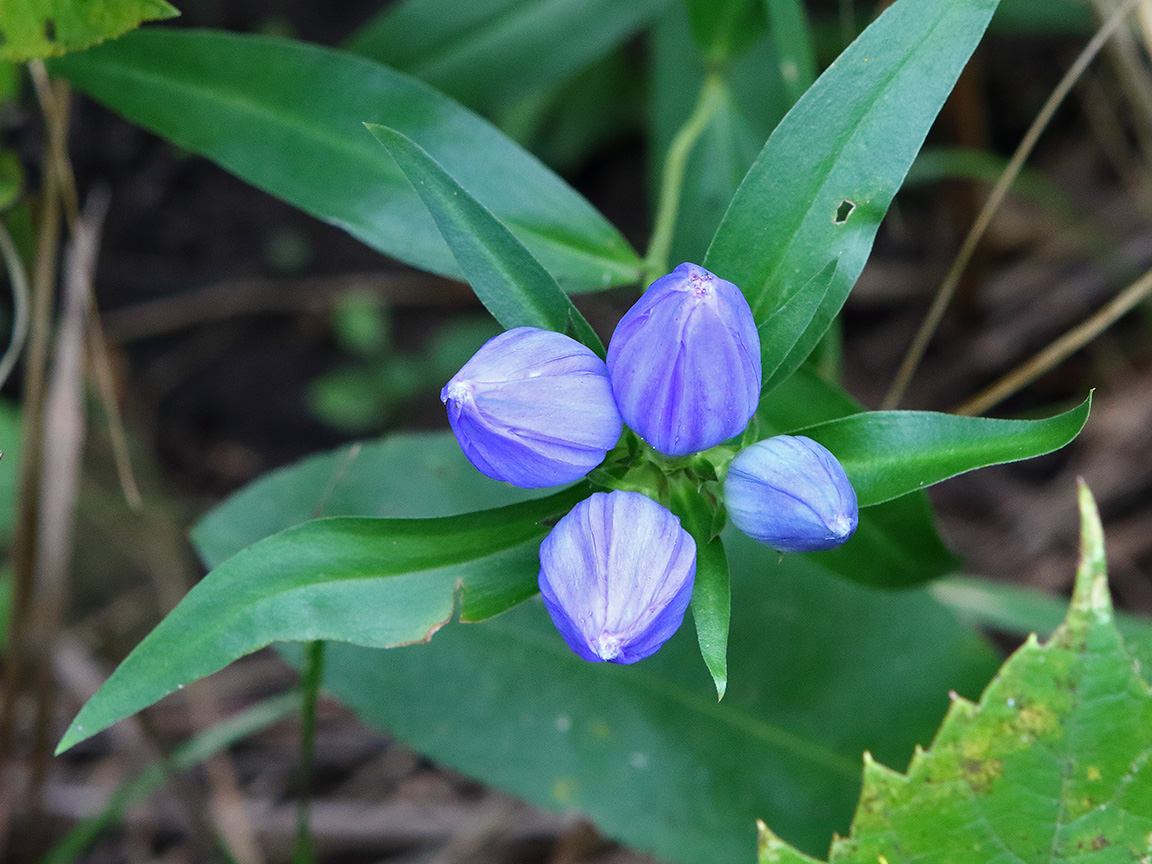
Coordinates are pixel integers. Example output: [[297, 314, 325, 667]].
[[442, 327, 623, 488], [538, 490, 696, 664], [723, 435, 858, 553], [607, 263, 761, 456]]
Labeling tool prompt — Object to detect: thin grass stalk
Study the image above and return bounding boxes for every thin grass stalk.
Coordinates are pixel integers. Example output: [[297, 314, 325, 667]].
[[882, 0, 1142, 409]]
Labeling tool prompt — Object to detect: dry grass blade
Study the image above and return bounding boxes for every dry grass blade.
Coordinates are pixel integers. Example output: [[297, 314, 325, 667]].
[[26, 189, 109, 805], [953, 264, 1152, 415], [0, 222, 31, 390], [0, 66, 69, 851], [882, 0, 1142, 409]]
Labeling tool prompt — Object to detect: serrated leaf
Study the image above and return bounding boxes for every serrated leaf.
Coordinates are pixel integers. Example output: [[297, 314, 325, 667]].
[[48, 30, 642, 292], [704, 0, 1000, 369], [367, 124, 603, 355], [0, 0, 177, 62], [759, 482, 1152, 863], [56, 483, 588, 754], [793, 395, 1091, 507]]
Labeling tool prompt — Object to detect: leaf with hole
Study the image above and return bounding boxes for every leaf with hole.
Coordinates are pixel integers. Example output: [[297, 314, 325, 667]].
[[704, 0, 1000, 371]]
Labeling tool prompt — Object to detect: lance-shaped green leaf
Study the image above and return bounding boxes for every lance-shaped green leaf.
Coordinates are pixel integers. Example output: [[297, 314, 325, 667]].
[[0, 0, 177, 62], [793, 395, 1091, 508], [689, 535, 730, 699], [704, 0, 1000, 367], [55, 483, 588, 754], [669, 479, 730, 700], [346, 0, 670, 113], [757, 482, 1152, 863], [368, 124, 602, 354], [49, 29, 642, 292]]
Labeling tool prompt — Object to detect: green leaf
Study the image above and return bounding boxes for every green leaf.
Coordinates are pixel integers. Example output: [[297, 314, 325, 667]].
[[56, 483, 588, 754], [0, 0, 177, 62], [49, 29, 642, 293], [669, 479, 730, 700], [307, 528, 999, 863], [764, 0, 816, 106], [758, 483, 1152, 863], [686, 0, 766, 63], [793, 395, 1091, 507], [704, 0, 1000, 367], [367, 124, 603, 354], [0, 569, 10, 651], [346, 0, 670, 114], [650, 5, 789, 266], [0, 151, 24, 211], [759, 257, 837, 393], [192, 433, 562, 570], [811, 492, 956, 590], [689, 535, 730, 700], [0, 397, 22, 550]]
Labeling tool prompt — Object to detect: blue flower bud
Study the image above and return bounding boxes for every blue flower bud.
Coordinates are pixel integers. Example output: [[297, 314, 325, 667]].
[[723, 435, 858, 553], [442, 327, 623, 489], [538, 490, 696, 664], [606, 263, 761, 457]]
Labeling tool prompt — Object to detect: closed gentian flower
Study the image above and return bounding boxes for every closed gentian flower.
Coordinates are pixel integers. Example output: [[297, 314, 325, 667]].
[[606, 263, 761, 457], [538, 490, 696, 664], [441, 327, 622, 489], [724, 435, 858, 553]]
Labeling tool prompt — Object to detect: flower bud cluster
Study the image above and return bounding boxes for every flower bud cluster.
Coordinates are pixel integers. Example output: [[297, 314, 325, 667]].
[[441, 264, 858, 664]]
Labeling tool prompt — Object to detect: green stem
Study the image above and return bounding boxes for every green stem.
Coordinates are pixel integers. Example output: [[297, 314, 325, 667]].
[[293, 640, 326, 864], [644, 72, 727, 285]]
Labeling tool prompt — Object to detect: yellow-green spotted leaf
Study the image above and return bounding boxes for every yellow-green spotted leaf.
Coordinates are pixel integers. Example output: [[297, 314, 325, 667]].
[[758, 482, 1152, 864], [0, 0, 178, 62]]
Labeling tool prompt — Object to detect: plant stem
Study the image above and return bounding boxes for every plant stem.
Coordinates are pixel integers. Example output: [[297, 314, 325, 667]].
[[293, 640, 326, 864], [644, 72, 726, 286]]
